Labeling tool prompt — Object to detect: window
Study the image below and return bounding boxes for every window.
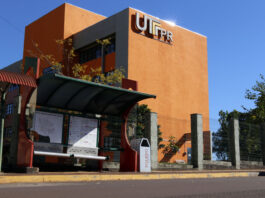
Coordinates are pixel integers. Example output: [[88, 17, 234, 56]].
[[104, 136, 120, 148], [43, 66, 59, 75], [4, 127, 12, 138], [6, 104, 14, 115], [8, 84, 19, 92], [105, 43, 115, 54], [79, 36, 115, 64]]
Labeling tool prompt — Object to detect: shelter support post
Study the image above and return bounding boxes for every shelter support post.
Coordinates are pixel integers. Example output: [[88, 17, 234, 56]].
[[145, 112, 158, 170], [98, 119, 104, 171], [0, 93, 6, 172], [229, 118, 240, 170], [120, 105, 138, 172], [17, 86, 35, 169], [191, 114, 203, 170]]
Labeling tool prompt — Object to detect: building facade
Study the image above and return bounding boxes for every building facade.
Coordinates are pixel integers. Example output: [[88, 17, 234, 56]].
[[7, 3, 209, 165]]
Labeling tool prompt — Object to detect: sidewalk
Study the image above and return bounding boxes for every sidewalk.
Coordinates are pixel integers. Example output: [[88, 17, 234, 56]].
[[0, 169, 264, 184]]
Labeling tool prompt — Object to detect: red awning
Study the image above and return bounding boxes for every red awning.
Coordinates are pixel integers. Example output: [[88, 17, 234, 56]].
[[0, 70, 37, 87]]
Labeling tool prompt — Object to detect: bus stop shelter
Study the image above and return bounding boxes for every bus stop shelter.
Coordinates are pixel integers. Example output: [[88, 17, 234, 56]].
[[1, 71, 156, 172]]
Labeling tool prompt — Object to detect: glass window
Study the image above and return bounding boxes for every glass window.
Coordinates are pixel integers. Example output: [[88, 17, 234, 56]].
[[6, 104, 14, 115], [79, 36, 115, 64], [8, 84, 19, 92], [96, 47, 101, 58]]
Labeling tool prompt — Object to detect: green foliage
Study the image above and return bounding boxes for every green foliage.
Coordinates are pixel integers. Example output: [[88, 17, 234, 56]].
[[135, 104, 150, 138], [72, 65, 125, 85], [162, 136, 179, 154], [73, 37, 125, 85], [157, 125, 165, 149], [213, 74, 265, 160], [244, 74, 265, 122], [96, 38, 111, 46], [106, 104, 164, 150], [29, 38, 125, 85], [134, 104, 165, 150], [212, 110, 231, 161]]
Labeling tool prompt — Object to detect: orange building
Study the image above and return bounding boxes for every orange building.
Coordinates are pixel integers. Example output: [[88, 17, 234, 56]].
[[19, 3, 209, 164]]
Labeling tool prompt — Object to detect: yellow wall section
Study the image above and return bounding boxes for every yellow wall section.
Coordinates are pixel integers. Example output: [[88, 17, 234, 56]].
[[128, 9, 209, 162]]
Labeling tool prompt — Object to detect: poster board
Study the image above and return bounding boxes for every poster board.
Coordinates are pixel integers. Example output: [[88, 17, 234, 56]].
[[68, 116, 98, 148], [32, 111, 64, 144]]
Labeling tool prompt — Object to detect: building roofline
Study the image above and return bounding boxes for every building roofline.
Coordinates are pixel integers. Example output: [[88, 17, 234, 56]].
[[26, 3, 106, 28], [128, 7, 207, 38], [64, 2, 106, 18]]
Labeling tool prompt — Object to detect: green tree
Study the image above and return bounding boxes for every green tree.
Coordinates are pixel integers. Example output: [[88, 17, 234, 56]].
[[213, 74, 265, 160], [162, 136, 179, 155], [212, 110, 231, 161], [106, 104, 164, 149], [157, 125, 165, 149], [244, 74, 265, 122]]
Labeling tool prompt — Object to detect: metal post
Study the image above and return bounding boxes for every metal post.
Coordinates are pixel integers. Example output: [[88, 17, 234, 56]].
[[229, 118, 240, 169], [191, 114, 203, 170], [260, 123, 265, 166], [209, 131, 213, 160], [0, 93, 6, 172]]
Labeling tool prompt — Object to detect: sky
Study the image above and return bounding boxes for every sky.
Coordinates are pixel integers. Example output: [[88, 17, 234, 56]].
[[0, 0, 264, 123]]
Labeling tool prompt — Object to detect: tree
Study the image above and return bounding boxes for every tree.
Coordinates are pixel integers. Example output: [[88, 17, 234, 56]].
[[106, 104, 164, 149], [244, 74, 265, 123], [162, 136, 179, 155], [212, 111, 230, 160], [157, 125, 165, 149], [96, 37, 111, 73], [213, 74, 265, 160], [28, 38, 125, 85], [71, 37, 125, 85]]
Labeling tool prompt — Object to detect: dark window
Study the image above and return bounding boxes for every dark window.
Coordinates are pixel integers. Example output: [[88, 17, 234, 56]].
[[104, 136, 120, 149], [6, 104, 14, 115], [79, 36, 115, 64], [105, 43, 115, 54], [43, 66, 59, 75], [4, 127, 12, 138], [8, 84, 19, 92]]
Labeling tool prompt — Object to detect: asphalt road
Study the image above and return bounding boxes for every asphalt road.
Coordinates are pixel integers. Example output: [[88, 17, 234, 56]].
[[0, 177, 265, 198]]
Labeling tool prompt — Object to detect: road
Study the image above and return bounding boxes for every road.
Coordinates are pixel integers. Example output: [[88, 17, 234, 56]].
[[0, 177, 265, 198]]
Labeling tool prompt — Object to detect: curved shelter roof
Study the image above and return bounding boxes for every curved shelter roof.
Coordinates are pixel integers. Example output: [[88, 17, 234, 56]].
[[36, 74, 156, 116]]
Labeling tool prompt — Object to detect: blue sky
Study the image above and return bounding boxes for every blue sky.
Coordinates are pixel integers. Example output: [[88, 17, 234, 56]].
[[0, 0, 264, 121]]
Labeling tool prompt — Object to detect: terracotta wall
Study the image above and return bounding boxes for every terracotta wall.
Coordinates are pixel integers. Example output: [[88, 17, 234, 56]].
[[81, 52, 116, 75], [22, 3, 105, 76], [21, 4, 210, 164], [128, 9, 209, 162]]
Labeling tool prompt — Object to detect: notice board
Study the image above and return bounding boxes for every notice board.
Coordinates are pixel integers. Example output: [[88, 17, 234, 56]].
[[32, 111, 64, 143], [68, 116, 98, 148]]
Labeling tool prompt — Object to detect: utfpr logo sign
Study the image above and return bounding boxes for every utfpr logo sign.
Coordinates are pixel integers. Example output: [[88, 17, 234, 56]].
[[135, 12, 173, 43]]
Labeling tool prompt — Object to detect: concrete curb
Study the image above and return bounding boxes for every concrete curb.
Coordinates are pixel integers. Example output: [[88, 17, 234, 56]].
[[0, 172, 261, 184]]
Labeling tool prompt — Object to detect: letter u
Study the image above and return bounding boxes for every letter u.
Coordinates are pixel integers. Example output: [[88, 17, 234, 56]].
[[136, 12, 147, 31]]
